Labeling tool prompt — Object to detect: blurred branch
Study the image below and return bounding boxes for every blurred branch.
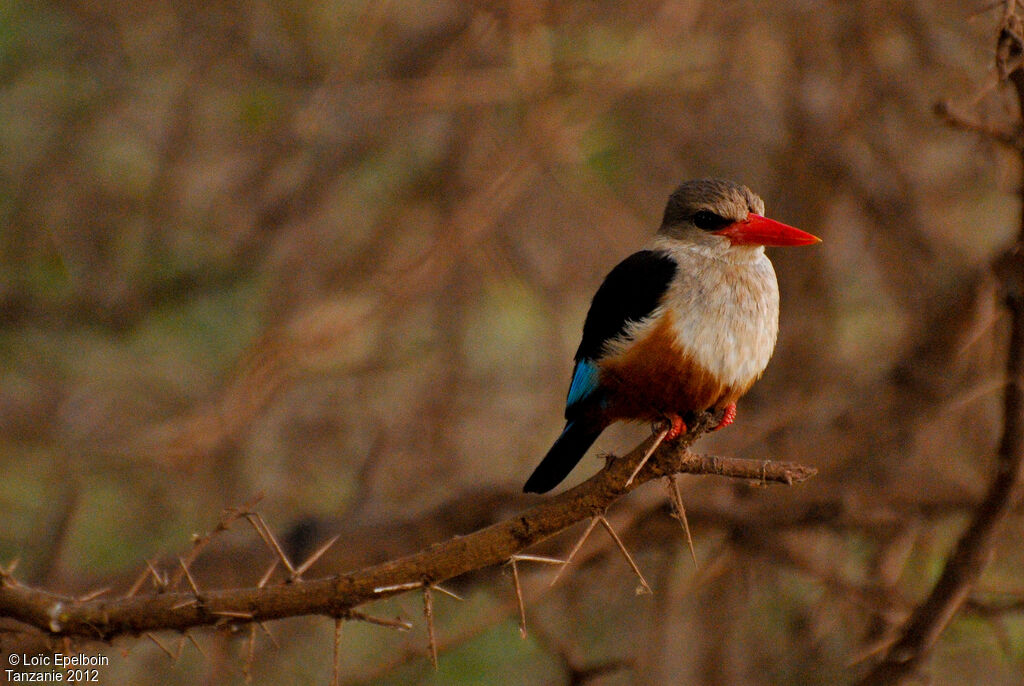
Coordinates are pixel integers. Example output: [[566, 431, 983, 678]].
[[857, 6, 1024, 684], [0, 413, 814, 642], [933, 99, 1024, 150]]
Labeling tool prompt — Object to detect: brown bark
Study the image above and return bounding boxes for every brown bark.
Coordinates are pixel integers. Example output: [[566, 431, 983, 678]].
[[0, 414, 813, 643]]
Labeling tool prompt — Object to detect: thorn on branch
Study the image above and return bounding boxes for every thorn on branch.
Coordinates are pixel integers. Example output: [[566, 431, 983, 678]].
[[76, 587, 110, 602], [596, 515, 652, 595], [185, 632, 206, 658], [625, 425, 669, 487], [347, 610, 413, 631], [145, 560, 169, 593], [373, 581, 423, 594], [508, 554, 564, 639], [293, 534, 340, 579], [549, 517, 601, 588], [423, 584, 438, 670], [170, 493, 263, 590], [511, 554, 566, 565], [509, 557, 527, 639], [332, 617, 343, 686], [431, 584, 463, 601], [125, 565, 151, 599], [665, 476, 698, 568], [245, 513, 298, 579], [146, 632, 178, 661], [174, 634, 187, 661], [547, 514, 652, 595], [419, 582, 460, 669], [177, 557, 202, 600], [258, 559, 279, 589], [243, 623, 257, 684], [257, 622, 279, 649]]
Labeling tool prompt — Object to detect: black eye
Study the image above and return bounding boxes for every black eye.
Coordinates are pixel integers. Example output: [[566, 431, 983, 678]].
[[691, 210, 730, 231]]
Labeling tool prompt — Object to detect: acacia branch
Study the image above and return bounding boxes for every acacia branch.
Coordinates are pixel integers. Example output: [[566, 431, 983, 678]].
[[857, 7, 1024, 683], [0, 413, 814, 642]]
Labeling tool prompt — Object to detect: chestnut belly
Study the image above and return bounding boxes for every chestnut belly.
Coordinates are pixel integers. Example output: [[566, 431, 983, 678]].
[[597, 314, 752, 423]]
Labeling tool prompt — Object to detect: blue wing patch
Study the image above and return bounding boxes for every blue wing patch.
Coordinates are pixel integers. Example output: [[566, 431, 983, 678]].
[[562, 249, 675, 417], [566, 359, 600, 410]]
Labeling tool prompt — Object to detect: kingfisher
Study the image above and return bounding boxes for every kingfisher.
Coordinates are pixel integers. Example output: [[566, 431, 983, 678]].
[[523, 178, 820, 494]]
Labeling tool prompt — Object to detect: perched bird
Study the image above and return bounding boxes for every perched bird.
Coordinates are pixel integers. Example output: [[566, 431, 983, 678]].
[[523, 179, 819, 494]]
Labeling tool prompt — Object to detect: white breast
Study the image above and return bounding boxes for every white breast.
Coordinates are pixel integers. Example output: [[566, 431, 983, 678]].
[[651, 237, 779, 388]]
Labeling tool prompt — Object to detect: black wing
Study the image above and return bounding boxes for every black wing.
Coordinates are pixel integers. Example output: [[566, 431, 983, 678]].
[[574, 249, 678, 362]]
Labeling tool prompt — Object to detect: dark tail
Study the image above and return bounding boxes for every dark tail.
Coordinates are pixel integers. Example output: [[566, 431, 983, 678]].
[[523, 420, 603, 494]]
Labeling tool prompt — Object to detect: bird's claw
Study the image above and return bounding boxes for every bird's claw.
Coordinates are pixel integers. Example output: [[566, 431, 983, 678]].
[[659, 404, 734, 441], [663, 414, 687, 441], [712, 403, 737, 431]]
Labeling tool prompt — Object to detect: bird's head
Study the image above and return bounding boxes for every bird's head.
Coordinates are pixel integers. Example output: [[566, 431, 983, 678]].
[[658, 178, 820, 255]]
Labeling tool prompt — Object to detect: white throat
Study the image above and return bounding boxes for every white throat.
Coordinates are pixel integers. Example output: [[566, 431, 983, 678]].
[[647, 236, 780, 388]]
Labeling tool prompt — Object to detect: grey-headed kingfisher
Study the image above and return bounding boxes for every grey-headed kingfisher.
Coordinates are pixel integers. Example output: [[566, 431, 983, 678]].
[[523, 178, 820, 494]]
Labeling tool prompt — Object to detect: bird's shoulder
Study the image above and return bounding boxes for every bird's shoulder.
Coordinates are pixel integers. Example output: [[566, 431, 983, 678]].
[[574, 249, 678, 362]]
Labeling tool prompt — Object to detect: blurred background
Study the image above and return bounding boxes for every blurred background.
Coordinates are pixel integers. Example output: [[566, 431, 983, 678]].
[[2, 1, 1023, 684]]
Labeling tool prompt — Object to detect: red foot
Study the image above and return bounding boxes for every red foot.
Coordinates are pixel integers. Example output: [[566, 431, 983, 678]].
[[664, 414, 687, 441], [713, 403, 737, 431]]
